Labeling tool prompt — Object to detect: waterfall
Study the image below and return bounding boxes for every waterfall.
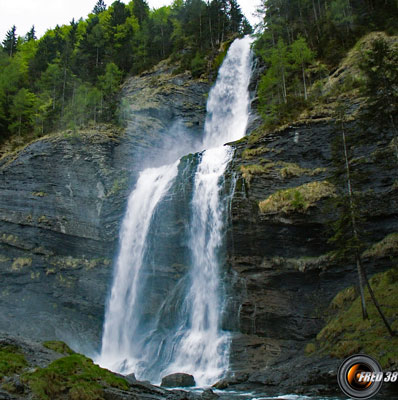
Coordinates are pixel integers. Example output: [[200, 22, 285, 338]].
[[163, 36, 253, 385], [97, 36, 253, 386], [99, 162, 180, 373]]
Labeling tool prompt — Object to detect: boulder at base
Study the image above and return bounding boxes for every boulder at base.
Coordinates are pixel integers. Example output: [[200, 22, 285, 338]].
[[161, 373, 196, 387]]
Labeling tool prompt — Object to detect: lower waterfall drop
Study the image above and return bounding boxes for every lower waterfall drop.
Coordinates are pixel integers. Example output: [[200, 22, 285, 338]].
[[98, 36, 253, 386], [99, 161, 180, 373]]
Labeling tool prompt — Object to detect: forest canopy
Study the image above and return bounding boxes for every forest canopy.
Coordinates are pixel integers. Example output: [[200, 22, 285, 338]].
[[0, 0, 251, 143], [253, 0, 398, 127]]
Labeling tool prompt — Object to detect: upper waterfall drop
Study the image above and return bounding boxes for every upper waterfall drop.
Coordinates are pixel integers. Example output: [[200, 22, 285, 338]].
[[97, 35, 253, 386], [203, 35, 253, 149]]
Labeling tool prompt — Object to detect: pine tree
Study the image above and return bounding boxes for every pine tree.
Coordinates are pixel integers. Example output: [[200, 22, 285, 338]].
[[3, 25, 17, 56], [360, 37, 398, 163], [26, 26, 37, 41], [133, 0, 150, 25], [93, 0, 106, 15]]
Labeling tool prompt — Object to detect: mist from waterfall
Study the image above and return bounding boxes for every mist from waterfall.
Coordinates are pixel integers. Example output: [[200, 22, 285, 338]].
[[97, 36, 253, 387]]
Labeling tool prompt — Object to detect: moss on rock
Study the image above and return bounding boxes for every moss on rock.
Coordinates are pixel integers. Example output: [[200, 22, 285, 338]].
[[11, 258, 32, 271], [314, 268, 398, 368], [0, 344, 28, 378], [242, 146, 279, 160], [363, 233, 398, 258], [23, 353, 128, 400], [43, 341, 75, 355], [259, 181, 336, 214], [241, 161, 326, 185]]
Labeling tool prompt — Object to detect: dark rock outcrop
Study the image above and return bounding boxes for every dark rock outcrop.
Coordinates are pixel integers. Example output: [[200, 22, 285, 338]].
[[161, 373, 196, 388]]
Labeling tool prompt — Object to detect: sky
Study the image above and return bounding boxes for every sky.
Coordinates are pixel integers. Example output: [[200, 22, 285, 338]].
[[0, 0, 261, 43]]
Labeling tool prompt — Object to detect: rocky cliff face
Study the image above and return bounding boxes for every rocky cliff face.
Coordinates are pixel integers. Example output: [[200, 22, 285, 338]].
[[0, 61, 209, 355], [221, 73, 398, 395], [1, 46, 397, 399]]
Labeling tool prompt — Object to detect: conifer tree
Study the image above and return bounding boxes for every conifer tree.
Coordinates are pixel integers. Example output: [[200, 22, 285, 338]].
[[26, 26, 37, 41], [360, 37, 398, 163], [93, 0, 106, 15], [3, 25, 17, 56], [133, 0, 150, 25]]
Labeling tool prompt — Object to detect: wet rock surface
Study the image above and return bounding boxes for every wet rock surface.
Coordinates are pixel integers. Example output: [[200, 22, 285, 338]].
[[0, 61, 209, 354]]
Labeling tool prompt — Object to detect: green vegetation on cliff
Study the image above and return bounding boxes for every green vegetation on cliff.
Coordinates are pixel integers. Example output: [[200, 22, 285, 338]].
[[259, 181, 336, 214], [253, 0, 398, 131], [311, 268, 398, 368], [0, 344, 27, 378], [0, 340, 129, 400], [23, 353, 129, 400], [43, 341, 75, 355]]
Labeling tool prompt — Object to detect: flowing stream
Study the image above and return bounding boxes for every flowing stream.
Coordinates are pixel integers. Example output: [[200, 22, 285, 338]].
[[98, 36, 253, 387]]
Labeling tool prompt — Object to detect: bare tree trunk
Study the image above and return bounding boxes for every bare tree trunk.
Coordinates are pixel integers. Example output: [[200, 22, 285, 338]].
[[312, 0, 318, 21], [355, 251, 369, 319], [389, 113, 398, 164], [282, 66, 287, 103], [341, 120, 368, 319], [302, 63, 307, 100], [207, 1, 214, 49], [199, 11, 203, 51], [160, 26, 165, 58], [361, 261, 395, 336], [62, 67, 67, 118]]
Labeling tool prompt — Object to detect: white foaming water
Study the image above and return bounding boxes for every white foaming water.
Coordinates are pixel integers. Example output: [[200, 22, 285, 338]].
[[97, 36, 253, 386], [99, 161, 179, 372], [203, 36, 253, 149], [164, 36, 253, 386]]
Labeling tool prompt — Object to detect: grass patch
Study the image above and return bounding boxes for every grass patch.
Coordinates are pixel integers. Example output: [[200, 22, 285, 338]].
[[0, 344, 28, 379], [32, 192, 48, 197], [363, 233, 398, 258], [23, 353, 129, 400], [242, 147, 279, 160], [240, 164, 273, 184], [43, 341, 75, 355], [11, 257, 32, 271], [241, 162, 326, 185], [314, 268, 398, 368], [278, 162, 326, 179], [305, 343, 316, 355], [259, 181, 336, 214]]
